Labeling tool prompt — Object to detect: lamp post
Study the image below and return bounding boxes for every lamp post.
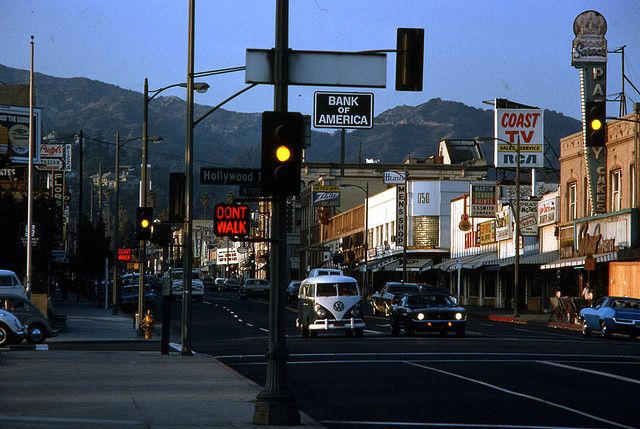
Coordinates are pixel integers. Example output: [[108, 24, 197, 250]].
[[139, 77, 209, 333], [476, 135, 521, 317], [339, 183, 369, 295], [112, 132, 161, 315]]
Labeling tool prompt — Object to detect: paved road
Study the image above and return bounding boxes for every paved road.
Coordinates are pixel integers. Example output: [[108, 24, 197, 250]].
[[171, 290, 640, 429]]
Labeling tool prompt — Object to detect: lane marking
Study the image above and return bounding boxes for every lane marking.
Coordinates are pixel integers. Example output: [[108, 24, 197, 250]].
[[0, 415, 142, 425], [169, 342, 198, 355], [203, 301, 212, 305], [233, 315, 238, 318], [259, 328, 269, 333], [223, 358, 640, 366], [538, 360, 640, 385], [321, 421, 600, 429], [514, 328, 576, 338], [246, 323, 254, 327], [35, 344, 49, 351], [405, 361, 635, 429]]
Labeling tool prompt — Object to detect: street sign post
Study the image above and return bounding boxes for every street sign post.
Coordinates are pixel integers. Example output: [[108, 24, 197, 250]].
[[384, 170, 406, 184], [313, 91, 373, 129]]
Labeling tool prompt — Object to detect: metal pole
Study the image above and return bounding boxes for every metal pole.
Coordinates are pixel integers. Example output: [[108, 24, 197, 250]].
[[181, 0, 195, 356], [138, 78, 149, 333], [253, 0, 300, 424], [112, 131, 120, 315], [340, 128, 346, 176], [364, 182, 369, 296], [98, 162, 103, 223], [514, 135, 521, 317], [26, 35, 34, 295], [402, 168, 408, 282]]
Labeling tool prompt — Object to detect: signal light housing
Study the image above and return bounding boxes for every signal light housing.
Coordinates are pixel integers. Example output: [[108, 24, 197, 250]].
[[396, 28, 424, 92], [261, 111, 303, 197], [585, 101, 606, 147], [136, 207, 153, 241]]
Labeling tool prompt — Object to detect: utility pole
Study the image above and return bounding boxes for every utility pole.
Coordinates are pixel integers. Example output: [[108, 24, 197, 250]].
[[112, 131, 121, 315], [253, 0, 300, 424]]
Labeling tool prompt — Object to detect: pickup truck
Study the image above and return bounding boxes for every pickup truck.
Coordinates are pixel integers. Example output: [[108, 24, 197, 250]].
[[240, 278, 270, 299]]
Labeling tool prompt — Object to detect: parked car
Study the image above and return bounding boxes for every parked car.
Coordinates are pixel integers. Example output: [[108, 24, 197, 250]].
[[0, 294, 54, 344], [201, 276, 215, 290], [580, 296, 640, 339], [167, 269, 204, 302], [0, 269, 27, 298], [287, 280, 302, 302], [214, 277, 227, 291], [0, 308, 25, 347], [370, 282, 421, 316], [222, 278, 241, 292], [240, 278, 271, 299], [296, 275, 365, 338], [390, 292, 467, 337]]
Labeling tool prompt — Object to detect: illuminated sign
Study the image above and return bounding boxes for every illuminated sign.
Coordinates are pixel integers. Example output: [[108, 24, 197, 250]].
[[214, 203, 250, 237], [117, 248, 133, 262]]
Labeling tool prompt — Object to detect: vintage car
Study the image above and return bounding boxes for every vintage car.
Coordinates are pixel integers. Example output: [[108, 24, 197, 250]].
[[0, 308, 25, 347], [390, 292, 466, 337], [579, 296, 640, 339], [370, 282, 421, 317], [0, 294, 54, 344], [240, 278, 270, 299]]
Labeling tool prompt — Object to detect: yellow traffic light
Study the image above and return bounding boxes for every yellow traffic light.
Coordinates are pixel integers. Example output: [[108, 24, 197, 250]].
[[141, 219, 150, 229], [276, 145, 291, 162], [590, 118, 602, 131]]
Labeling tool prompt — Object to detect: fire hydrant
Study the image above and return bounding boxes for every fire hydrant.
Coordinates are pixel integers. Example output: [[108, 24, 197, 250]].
[[140, 309, 154, 340]]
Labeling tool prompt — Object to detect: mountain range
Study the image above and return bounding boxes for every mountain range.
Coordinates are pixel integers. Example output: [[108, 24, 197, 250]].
[[0, 63, 581, 217]]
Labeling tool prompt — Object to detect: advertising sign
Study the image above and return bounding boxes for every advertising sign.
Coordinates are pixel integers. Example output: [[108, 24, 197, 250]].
[[313, 91, 373, 129], [411, 182, 439, 216], [213, 203, 251, 237], [571, 10, 607, 66], [0, 105, 42, 164], [494, 108, 544, 168], [19, 222, 40, 248], [312, 185, 340, 207], [0, 166, 25, 182], [51, 171, 64, 239], [519, 200, 539, 236], [495, 207, 512, 241], [384, 170, 406, 184], [538, 197, 558, 227], [396, 184, 406, 246], [216, 247, 239, 265], [469, 183, 498, 217], [477, 220, 496, 245]]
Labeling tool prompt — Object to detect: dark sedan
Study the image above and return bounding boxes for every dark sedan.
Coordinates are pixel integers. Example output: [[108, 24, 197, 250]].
[[390, 292, 466, 337], [580, 296, 640, 339], [370, 282, 421, 317]]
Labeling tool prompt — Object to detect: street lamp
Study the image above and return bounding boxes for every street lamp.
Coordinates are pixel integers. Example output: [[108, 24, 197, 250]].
[[475, 135, 521, 317], [139, 78, 209, 332], [339, 183, 369, 295], [112, 132, 161, 316]]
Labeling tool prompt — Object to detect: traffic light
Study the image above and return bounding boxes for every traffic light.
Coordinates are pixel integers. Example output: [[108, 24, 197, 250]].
[[169, 172, 185, 223], [261, 111, 303, 197], [396, 28, 424, 92], [585, 101, 606, 147], [136, 207, 153, 241]]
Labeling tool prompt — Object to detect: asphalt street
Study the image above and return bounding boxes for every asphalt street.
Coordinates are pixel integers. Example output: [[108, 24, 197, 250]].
[[170, 290, 640, 429]]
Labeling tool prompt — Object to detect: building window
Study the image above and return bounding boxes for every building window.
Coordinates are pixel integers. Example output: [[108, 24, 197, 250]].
[[568, 182, 577, 221], [611, 169, 622, 212], [412, 216, 439, 248], [583, 176, 589, 217], [631, 164, 636, 208]]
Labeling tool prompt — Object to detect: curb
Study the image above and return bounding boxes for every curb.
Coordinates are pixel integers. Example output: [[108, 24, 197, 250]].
[[472, 313, 583, 331]]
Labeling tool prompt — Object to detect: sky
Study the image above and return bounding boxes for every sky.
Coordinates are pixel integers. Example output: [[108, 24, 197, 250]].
[[2, 1, 639, 122]]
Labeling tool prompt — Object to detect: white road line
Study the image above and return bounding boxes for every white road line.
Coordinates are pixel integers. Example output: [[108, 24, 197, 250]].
[[0, 415, 142, 425], [481, 323, 494, 326], [233, 315, 238, 318], [405, 361, 636, 429], [238, 319, 243, 322], [539, 360, 640, 385], [364, 329, 384, 334], [259, 328, 269, 333], [202, 300, 212, 305], [514, 328, 576, 338], [225, 358, 640, 366], [169, 342, 198, 355], [321, 421, 599, 429], [246, 323, 254, 327], [35, 344, 48, 351]]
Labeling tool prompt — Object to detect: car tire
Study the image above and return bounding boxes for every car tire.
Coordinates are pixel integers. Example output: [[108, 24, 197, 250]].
[[582, 321, 592, 337], [601, 320, 612, 339], [0, 324, 10, 347], [309, 329, 317, 338], [345, 329, 353, 337], [354, 328, 364, 338], [25, 324, 46, 344], [300, 323, 309, 338]]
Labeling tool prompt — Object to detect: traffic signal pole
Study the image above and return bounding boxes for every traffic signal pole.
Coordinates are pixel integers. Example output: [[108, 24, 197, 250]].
[[253, 0, 300, 424]]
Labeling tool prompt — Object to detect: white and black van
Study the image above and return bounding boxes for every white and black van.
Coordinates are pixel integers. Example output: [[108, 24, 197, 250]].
[[296, 275, 365, 338]]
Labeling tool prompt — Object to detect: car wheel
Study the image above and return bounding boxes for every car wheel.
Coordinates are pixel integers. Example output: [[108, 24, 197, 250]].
[[26, 324, 46, 344], [601, 320, 612, 339], [455, 327, 465, 337], [0, 324, 10, 347], [354, 328, 364, 338], [300, 322, 309, 338], [345, 329, 353, 337], [582, 320, 592, 337], [309, 329, 317, 338]]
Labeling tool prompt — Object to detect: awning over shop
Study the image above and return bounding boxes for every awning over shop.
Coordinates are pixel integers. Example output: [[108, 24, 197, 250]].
[[467, 251, 498, 269], [369, 257, 402, 272], [540, 251, 619, 270], [521, 250, 559, 265], [394, 258, 433, 272], [434, 252, 495, 272]]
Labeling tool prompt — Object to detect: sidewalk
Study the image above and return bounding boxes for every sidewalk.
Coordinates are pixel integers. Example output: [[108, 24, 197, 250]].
[[0, 298, 322, 429], [467, 306, 583, 331]]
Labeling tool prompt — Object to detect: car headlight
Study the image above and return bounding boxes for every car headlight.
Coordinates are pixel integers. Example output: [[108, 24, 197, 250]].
[[315, 304, 326, 318], [455, 312, 463, 320], [417, 313, 425, 320]]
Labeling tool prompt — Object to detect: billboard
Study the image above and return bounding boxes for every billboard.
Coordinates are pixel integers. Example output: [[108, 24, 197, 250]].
[[312, 185, 340, 207], [494, 108, 544, 168], [469, 183, 498, 217], [0, 105, 42, 164]]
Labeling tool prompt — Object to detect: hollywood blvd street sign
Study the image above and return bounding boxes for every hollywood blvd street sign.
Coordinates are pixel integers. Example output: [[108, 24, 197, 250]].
[[201, 168, 261, 185], [313, 91, 373, 129]]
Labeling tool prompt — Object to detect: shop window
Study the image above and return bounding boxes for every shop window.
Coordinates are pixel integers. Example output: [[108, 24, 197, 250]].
[[484, 272, 496, 297], [631, 164, 636, 208], [412, 216, 439, 248], [611, 169, 622, 212], [568, 182, 577, 221]]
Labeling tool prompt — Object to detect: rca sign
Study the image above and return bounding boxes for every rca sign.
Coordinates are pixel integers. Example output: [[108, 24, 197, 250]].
[[214, 203, 251, 237], [494, 108, 544, 168]]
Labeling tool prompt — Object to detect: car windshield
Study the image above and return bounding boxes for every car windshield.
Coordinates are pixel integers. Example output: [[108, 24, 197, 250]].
[[389, 284, 419, 294], [611, 298, 640, 310], [316, 282, 358, 297], [407, 294, 455, 307], [0, 276, 15, 287]]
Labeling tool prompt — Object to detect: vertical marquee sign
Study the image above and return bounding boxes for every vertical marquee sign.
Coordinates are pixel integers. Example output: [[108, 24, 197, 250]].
[[572, 10, 608, 214]]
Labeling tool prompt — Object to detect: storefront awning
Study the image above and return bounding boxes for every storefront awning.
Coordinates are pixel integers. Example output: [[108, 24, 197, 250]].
[[540, 251, 619, 270], [521, 250, 559, 265], [434, 252, 494, 272], [467, 251, 498, 269], [369, 257, 402, 272], [394, 258, 433, 272]]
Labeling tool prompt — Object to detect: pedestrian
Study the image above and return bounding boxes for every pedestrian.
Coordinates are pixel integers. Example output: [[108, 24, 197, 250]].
[[582, 283, 593, 307], [549, 290, 562, 321]]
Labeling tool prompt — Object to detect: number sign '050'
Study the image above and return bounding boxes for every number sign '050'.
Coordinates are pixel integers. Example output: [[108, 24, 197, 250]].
[[214, 203, 251, 237]]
